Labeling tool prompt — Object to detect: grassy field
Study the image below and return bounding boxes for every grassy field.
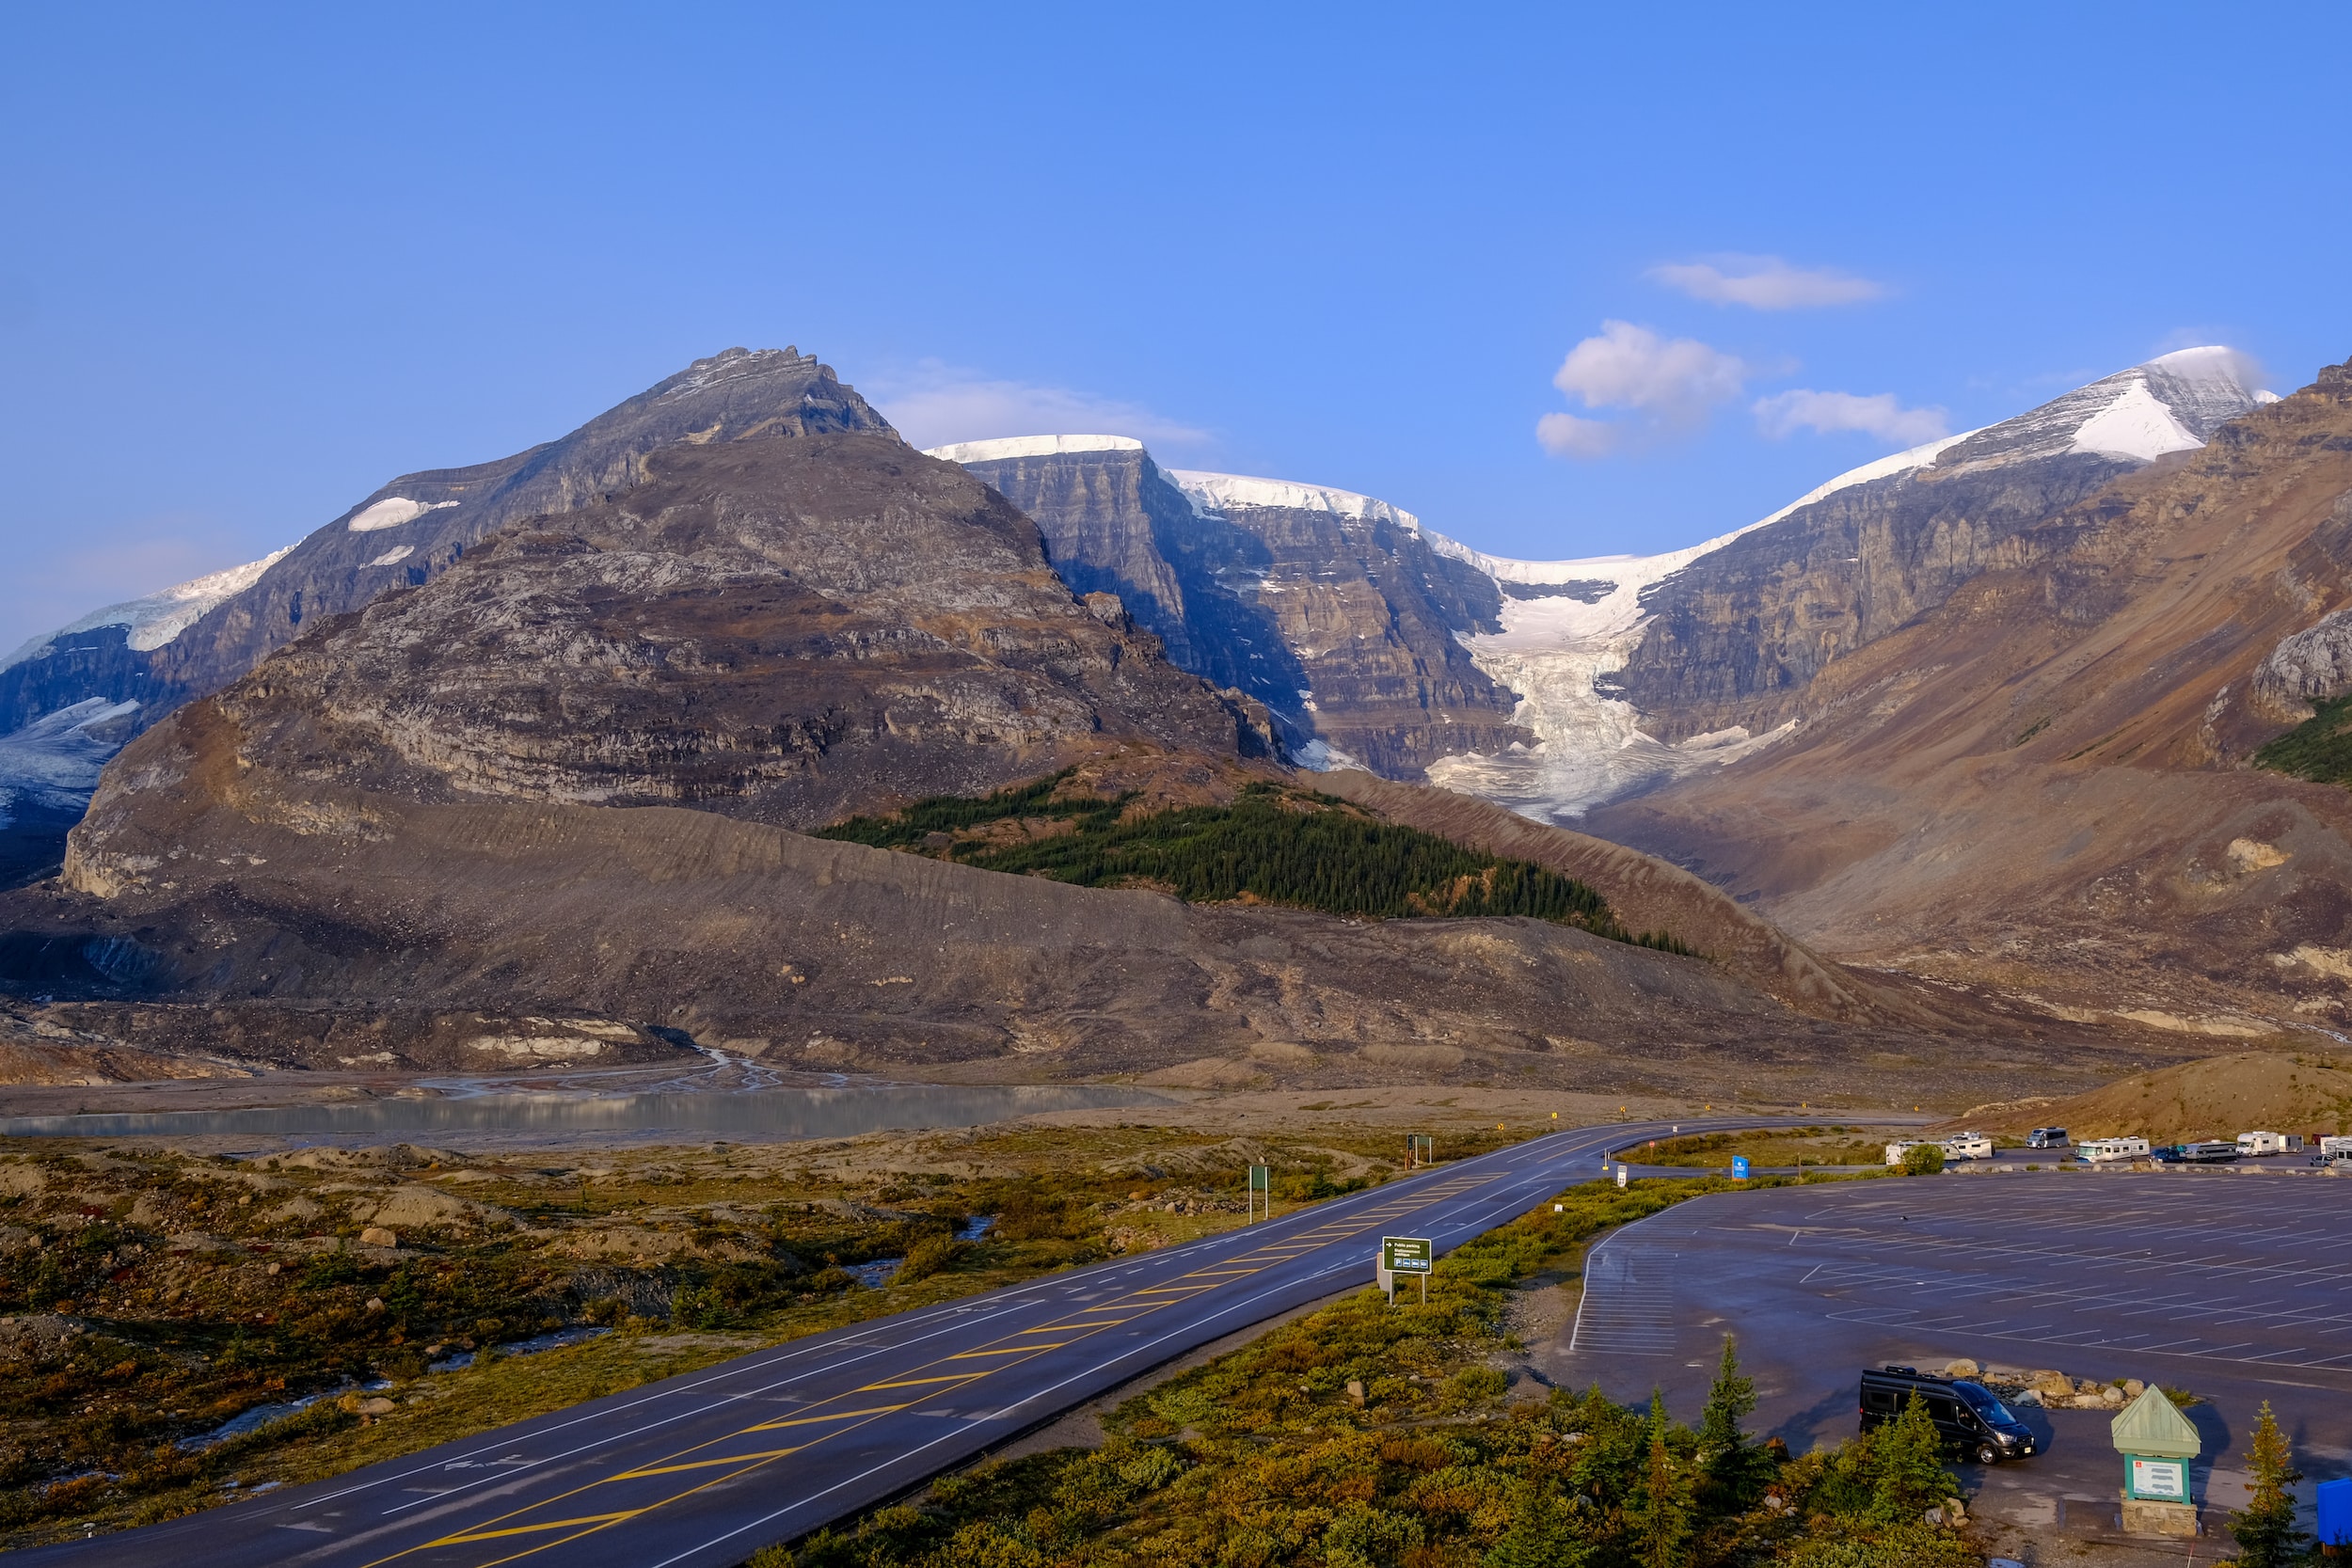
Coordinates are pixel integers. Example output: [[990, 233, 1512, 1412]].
[[0, 1119, 1498, 1548], [1630, 1127, 1897, 1169]]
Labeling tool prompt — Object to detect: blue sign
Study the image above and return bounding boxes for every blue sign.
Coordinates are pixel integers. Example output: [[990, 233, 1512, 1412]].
[[1732, 1155, 1750, 1180], [2319, 1477, 2350, 1546]]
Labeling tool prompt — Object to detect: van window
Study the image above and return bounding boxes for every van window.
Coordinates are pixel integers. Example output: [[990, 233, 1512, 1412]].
[[1925, 1397, 1961, 1424], [1864, 1386, 1898, 1412]]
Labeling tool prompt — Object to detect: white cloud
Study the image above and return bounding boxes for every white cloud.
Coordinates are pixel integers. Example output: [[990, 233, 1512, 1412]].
[[1753, 388, 1949, 446], [868, 359, 1210, 452], [1537, 321, 1749, 458], [1552, 321, 1747, 422], [1534, 412, 1620, 458], [1649, 254, 1887, 310]]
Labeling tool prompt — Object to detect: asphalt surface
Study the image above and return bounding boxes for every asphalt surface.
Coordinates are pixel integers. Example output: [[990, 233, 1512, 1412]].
[[1555, 1167, 2352, 1554], [24, 1116, 1760, 1568]]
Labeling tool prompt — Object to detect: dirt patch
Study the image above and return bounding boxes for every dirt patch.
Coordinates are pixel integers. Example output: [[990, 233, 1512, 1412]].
[[1954, 1049, 2352, 1141]]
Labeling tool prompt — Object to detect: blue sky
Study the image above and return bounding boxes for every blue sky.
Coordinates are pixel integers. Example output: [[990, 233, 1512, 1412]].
[[4, 2, 2348, 655]]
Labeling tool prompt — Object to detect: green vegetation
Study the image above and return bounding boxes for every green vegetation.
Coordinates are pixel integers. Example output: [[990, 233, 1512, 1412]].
[[0, 1122, 1425, 1548], [1638, 1129, 1891, 1170], [771, 1175, 1975, 1568], [2229, 1402, 2310, 1568], [818, 776, 1695, 954], [2254, 691, 2352, 784], [1899, 1144, 1946, 1177]]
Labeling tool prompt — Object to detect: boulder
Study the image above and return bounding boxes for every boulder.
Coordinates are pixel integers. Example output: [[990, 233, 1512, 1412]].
[[359, 1226, 398, 1248]]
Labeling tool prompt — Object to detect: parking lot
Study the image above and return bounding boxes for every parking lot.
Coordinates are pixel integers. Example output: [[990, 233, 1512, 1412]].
[[1549, 1171, 2352, 1561]]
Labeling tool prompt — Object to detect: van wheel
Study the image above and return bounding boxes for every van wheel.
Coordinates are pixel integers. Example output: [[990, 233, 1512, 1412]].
[[1974, 1442, 1999, 1465]]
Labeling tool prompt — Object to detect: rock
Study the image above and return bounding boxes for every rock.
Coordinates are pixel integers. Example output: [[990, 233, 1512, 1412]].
[[358, 1396, 396, 1416], [359, 1226, 399, 1248], [1346, 1379, 1367, 1406], [363, 1296, 385, 1313], [957, 441, 1526, 775], [1943, 1358, 1979, 1378], [2102, 1385, 2124, 1404], [2124, 1378, 2146, 1398]]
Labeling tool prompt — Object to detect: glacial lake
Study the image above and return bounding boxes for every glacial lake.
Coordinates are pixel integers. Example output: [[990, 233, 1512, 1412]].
[[0, 1083, 1168, 1146]]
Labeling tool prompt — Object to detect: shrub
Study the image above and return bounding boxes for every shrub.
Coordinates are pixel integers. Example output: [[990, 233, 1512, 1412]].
[[1899, 1144, 1946, 1177]]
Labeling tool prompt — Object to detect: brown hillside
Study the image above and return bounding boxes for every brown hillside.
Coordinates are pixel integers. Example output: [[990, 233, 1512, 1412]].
[[1961, 1052, 2352, 1143], [1590, 356, 2352, 1036]]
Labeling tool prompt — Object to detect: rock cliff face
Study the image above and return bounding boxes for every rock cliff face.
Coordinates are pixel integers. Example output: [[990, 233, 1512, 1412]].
[[72, 433, 1263, 859], [2, 395, 2047, 1089], [1586, 356, 2352, 1034], [1602, 349, 2270, 741], [937, 439, 1528, 776], [0, 349, 888, 747]]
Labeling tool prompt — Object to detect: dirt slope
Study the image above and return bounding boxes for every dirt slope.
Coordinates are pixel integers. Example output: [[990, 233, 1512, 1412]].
[[1590, 356, 2352, 1036], [1961, 1051, 2352, 1142]]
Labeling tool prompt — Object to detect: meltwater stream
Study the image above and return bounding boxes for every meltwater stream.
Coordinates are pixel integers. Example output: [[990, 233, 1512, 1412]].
[[0, 1083, 1168, 1144]]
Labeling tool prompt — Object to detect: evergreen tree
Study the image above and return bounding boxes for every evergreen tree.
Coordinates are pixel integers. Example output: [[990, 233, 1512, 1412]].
[[1695, 1334, 1765, 1516], [1630, 1388, 1693, 1568], [1482, 1478, 1588, 1568], [2230, 1401, 2312, 1568], [1869, 1391, 1954, 1523]]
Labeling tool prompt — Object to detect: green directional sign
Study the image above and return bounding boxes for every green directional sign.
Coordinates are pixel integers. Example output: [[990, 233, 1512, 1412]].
[[1381, 1236, 1434, 1275]]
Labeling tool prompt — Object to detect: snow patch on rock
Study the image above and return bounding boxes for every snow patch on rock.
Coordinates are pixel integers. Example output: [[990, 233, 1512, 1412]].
[[366, 546, 416, 567], [1168, 469, 1422, 530], [925, 434, 1143, 464], [0, 698, 141, 830], [347, 498, 457, 532]]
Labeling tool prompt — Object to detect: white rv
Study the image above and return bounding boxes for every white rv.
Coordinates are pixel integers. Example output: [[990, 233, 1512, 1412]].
[[2321, 1134, 2352, 1159], [2076, 1136, 2152, 1164], [1941, 1132, 1994, 1161], [2237, 1131, 2288, 1156], [1884, 1140, 1935, 1165]]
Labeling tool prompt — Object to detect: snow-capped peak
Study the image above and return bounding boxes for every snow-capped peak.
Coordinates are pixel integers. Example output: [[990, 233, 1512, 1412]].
[[2, 546, 295, 673], [1167, 469, 1422, 531], [924, 434, 1144, 465], [1925, 344, 2270, 473]]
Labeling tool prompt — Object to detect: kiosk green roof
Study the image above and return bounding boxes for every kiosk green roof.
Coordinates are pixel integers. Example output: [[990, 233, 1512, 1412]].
[[2110, 1386, 2201, 1458]]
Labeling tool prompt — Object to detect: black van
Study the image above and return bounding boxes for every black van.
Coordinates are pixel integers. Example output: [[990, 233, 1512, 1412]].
[[1859, 1366, 2038, 1465]]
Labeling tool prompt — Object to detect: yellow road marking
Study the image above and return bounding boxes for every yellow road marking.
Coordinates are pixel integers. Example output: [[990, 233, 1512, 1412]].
[[429, 1511, 642, 1545], [386, 1160, 1519, 1565], [610, 1447, 803, 1480], [742, 1402, 912, 1432]]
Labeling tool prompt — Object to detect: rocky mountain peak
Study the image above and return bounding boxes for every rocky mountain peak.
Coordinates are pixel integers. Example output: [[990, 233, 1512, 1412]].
[[1928, 344, 2269, 476]]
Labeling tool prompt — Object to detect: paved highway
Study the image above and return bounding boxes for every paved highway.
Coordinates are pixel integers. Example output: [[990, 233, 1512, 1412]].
[[25, 1117, 1757, 1568]]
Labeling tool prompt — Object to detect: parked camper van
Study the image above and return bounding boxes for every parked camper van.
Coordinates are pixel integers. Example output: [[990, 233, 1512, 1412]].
[[2077, 1137, 2152, 1164], [2238, 1131, 2289, 1157], [1858, 1366, 2038, 1465], [2320, 1135, 2352, 1159], [2026, 1127, 2069, 1149], [1941, 1132, 1994, 1161], [1884, 1140, 1935, 1165], [2182, 1140, 2239, 1164]]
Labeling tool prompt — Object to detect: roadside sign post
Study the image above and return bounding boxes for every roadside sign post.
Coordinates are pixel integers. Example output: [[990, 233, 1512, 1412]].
[[2110, 1385, 2201, 1537], [1378, 1235, 1433, 1305], [1406, 1134, 1435, 1169], [1615, 1163, 1629, 1189], [1247, 1164, 1271, 1224], [2317, 1477, 2350, 1551], [1732, 1155, 1750, 1181]]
